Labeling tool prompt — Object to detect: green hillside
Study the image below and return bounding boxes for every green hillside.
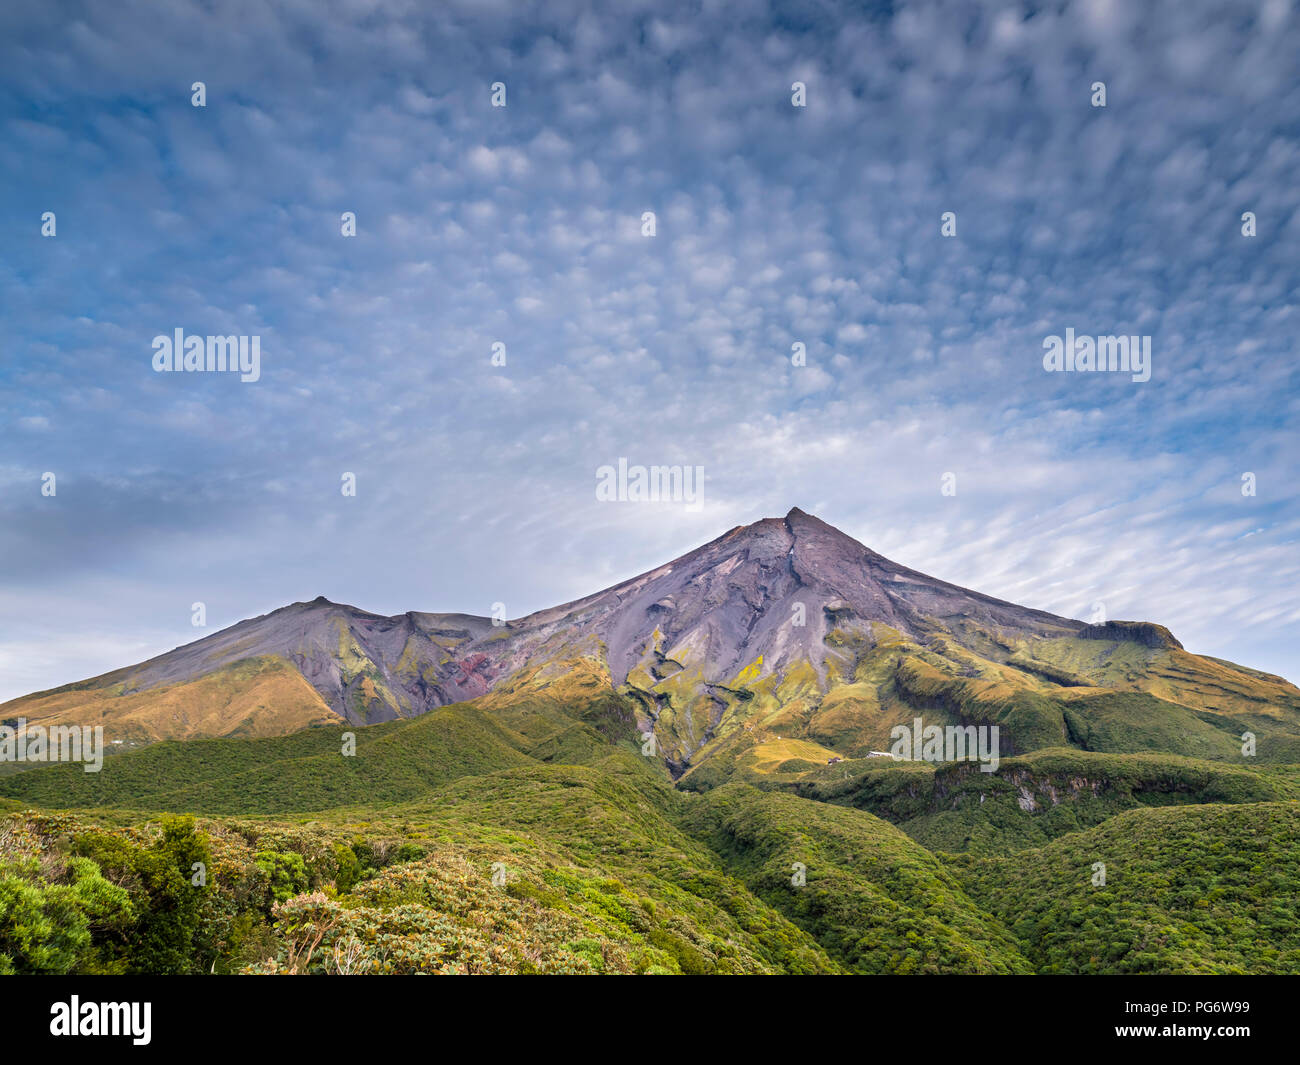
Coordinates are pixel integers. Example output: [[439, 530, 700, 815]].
[[1, 756, 838, 975], [948, 803, 1300, 974], [4, 680, 1300, 975], [0, 704, 534, 814], [677, 782, 1031, 973], [783, 747, 1300, 853]]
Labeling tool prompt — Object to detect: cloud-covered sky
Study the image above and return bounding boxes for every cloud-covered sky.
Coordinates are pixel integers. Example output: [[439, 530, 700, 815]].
[[2, 0, 1298, 702]]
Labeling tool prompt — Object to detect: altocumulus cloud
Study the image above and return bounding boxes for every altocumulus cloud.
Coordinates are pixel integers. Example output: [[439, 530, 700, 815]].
[[0, 0, 1297, 700]]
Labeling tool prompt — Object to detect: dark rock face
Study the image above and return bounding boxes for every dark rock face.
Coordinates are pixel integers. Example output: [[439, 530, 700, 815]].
[[46, 508, 1099, 723], [1082, 620, 1184, 650]]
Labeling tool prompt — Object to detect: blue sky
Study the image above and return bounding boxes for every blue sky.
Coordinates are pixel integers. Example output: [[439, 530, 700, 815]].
[[1, 0, 1298, 702]]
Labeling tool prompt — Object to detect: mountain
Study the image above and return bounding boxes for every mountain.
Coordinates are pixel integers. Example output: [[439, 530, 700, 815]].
[[5, 509, 1300, 977], [5, 508, 1300, 779]]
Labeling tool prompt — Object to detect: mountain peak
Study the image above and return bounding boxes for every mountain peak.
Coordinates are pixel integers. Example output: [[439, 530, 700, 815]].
[[0, 510, 1086, 740], [9, 508, 1281, 781], [781, 505, 873, 549], [724, 506, 861, 556]]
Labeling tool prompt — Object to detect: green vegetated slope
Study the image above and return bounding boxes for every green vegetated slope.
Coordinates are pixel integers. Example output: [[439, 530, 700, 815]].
[[783, 747, 1300, 854], [362, 757, 840, 974], [670, 626, 1300, 798], [947, 803, 1300, 974], [4, 689, 1300, 974], [676, 782, 1030, 973], [1, 754, 839, 975], [0, 704, 534, 814]]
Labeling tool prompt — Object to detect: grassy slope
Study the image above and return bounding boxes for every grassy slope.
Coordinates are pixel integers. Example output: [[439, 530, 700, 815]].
[[669, 626, 1300, 793], [0, 656, 338, 744]]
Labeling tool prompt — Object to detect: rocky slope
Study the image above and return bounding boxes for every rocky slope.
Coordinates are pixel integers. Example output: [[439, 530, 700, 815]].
[[5, 508, 1299, 776]]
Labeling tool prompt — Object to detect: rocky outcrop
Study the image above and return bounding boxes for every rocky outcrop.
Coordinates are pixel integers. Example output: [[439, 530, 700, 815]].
[[1082, 620, 1183, 650]]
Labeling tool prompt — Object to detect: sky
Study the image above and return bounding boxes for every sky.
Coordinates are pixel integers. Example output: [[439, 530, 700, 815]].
[[1, 0, 1298, 703]]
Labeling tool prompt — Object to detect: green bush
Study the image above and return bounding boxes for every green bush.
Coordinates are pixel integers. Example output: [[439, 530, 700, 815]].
[[71, 815, 214, 974], [0, 855, 132, 974], [332, 844, 362, 893], [390, 843, 425, 865], [254, 851, 310, 905]]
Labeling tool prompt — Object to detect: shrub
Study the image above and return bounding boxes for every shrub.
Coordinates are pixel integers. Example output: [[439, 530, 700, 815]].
[[0, 855, 132, 974], [332, 844, 362, 893], [254, 851, 310, 905]]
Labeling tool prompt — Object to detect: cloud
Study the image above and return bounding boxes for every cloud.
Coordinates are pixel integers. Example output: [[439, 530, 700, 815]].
[[0, 0, 1297, 699]]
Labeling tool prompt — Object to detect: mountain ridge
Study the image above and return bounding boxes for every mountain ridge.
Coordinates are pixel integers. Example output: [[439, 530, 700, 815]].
[[4, 508, 1297, 777]]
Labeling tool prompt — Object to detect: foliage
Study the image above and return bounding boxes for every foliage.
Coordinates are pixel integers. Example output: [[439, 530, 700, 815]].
[[948, 802, 1300, 974], [679, 782, 1030, 973], [70, 815, 213, 974], [0, 854, 132, 973], [2, 681, 1299, 976], [254, 851, 310, 904], [788, 748, 1293, 854]]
